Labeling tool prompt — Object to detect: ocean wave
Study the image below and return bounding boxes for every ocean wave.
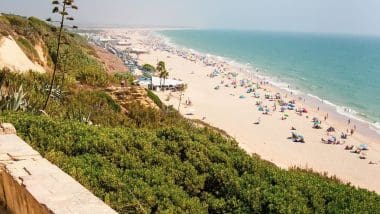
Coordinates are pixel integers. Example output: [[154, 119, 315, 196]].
[[307, 93, 368, 122], [336, 106, 368, 124], [306, 93, 323, 102], [370, 122, 380, 134], [305, 93, 380, 134]]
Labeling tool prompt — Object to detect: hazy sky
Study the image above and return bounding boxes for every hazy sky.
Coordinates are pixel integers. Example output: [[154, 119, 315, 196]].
[[2, 0, 380, 35]]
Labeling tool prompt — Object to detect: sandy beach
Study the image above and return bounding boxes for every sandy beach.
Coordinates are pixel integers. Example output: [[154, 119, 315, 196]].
[[123, 30, 380, 193]]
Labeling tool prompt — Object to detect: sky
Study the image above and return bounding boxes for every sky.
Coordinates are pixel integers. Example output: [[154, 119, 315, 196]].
[[2, 0, 380, 35]]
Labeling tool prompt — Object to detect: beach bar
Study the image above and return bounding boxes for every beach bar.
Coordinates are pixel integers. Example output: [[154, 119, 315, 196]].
[[139, 76, 185, 91]]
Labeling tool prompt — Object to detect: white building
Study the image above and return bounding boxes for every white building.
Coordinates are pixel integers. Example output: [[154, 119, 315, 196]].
[[138, 76, 185, 90]]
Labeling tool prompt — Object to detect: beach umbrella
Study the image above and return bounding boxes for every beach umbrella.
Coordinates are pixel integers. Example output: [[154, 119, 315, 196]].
[[359, 144, 369, 150]]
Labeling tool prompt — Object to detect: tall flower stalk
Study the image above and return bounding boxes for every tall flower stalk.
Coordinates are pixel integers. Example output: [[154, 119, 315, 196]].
[[42, 0, 78, 111]]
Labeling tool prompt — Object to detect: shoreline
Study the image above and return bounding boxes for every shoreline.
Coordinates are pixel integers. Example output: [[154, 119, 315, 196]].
[[124, 30, 380, 193], [156, 31, 380, 136]]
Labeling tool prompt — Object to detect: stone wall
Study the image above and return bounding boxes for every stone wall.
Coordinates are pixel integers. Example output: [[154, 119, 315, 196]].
[[0, 124, 117, 214]]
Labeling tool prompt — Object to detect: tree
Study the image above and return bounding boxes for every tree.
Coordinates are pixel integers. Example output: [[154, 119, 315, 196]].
[[42, 0, 78, 111], [142, 64, 155, 73], [162, 70, 169, 90], [156, 61, 166, 89]]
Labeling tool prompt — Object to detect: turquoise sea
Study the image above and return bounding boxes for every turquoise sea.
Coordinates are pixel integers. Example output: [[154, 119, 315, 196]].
[[160, 30, 380, 130]]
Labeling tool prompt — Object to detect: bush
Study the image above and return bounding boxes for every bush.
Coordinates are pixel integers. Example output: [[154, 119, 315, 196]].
[[146, 89, 163, 108], [114, 72, 135, 85], [62, 90, 129, 126], [1, 112, 379, 213], [142, 64, 156, 72]]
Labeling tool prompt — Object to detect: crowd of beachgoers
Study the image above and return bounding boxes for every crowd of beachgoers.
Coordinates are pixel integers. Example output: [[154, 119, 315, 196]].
[[121, 30, 380, 193], [140, 32, 373, 159]]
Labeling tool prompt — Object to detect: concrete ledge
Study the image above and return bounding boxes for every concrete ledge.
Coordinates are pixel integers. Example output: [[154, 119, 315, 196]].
[[0, 123, 16, 135], [0, 134, 117, 214]]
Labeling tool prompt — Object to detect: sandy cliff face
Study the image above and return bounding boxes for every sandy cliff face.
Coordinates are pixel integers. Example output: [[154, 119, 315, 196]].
[[0, 36, 45, 73]]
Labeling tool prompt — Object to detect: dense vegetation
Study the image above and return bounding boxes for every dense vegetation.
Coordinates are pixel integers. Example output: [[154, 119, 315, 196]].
[[0, 14, 379, 213], [1, 112, 379, 213]]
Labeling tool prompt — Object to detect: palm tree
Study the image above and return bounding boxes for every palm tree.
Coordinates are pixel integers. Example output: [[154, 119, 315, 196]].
[[162, 70, 169, 90], [42, 0, 78, 111], [156, 61, 166, 89]]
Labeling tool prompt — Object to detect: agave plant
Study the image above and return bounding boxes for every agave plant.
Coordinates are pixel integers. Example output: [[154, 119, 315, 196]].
[[44, 85, 65, 100], [0, 85, 29, 111]]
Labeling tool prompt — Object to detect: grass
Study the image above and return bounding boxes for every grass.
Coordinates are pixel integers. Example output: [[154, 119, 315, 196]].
[[15, 36, 41, 64]]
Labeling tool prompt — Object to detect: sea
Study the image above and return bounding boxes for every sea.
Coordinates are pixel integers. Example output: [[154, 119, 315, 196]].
[[159, 30, 380, 134]]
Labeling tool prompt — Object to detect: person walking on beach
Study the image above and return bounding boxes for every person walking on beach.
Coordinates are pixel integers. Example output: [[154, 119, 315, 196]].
[[348, 119, 351, 125]]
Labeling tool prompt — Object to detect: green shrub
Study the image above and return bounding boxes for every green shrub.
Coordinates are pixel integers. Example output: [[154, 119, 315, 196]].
[[114, 72, 135, 85], [142, 64, 156, 72], [1, 112, 379, 213], [147, 89, 163, 108]]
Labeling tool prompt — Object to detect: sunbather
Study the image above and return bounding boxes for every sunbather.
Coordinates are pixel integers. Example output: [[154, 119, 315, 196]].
[[345, 145, 354, 150]]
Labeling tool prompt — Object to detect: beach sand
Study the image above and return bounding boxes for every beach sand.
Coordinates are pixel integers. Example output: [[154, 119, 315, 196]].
[[127, 31, 380, 193]]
